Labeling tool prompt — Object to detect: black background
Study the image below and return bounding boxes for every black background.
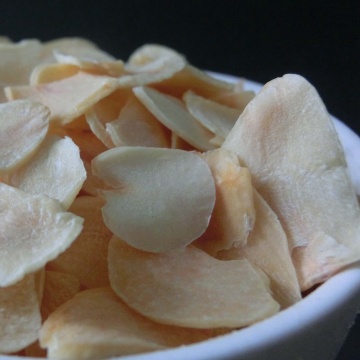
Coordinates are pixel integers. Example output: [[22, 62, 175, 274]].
[[1, 1, 359, 359]]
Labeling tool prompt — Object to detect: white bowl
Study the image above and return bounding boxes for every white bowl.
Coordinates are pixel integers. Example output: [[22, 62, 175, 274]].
[[3, 74, 360, 360]]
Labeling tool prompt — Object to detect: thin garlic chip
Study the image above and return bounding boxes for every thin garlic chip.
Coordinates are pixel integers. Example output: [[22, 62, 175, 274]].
[[65, 129, 108, 196], [0, 39, 42, 102], [0, 100, 49, 175], [133, 86, 217, 151], [210, 79, 255, 110], [91, 88, 131, 121], [0, 183, 83, 287], [39, 288, 212, 359], [153, 64, 234, 100], [194, 148, 255, 255], [184, 90, 241, 140], [0, 274, 41, 354], [222, 74, 360, 290], [41, 271, 81, 321], [30, 63, 79, 85], [54, 51, 125, 77], [48, 196, 112, 289], [85, 89, 131, 148], [126, 44, 186, 70], [41, 37, 116, 64], [7, 135, 86, 210], [106, 94, 170, 148], [218, 190, 302, 309], [5, 72, 119, 126], [118, 44, 187, 88], [85, 107, 116, 148], [109, 237, 279, 328], [92, 147, 216, 252]]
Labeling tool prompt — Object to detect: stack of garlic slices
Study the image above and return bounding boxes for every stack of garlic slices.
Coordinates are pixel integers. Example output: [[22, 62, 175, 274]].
[[0, 36, 359, 359]]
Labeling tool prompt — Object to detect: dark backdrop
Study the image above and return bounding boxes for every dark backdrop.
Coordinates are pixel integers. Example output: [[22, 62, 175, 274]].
[[1, 0, 358, 134], [1, 1, 359, 359]]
